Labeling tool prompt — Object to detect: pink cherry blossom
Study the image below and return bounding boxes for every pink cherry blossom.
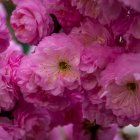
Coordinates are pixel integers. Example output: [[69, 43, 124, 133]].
[[17, 34, 81, 96], [101, 53, 140, 126], [10, 0, 54, 45], [14, 101, 51, 140], [1, 0, 140, 139]]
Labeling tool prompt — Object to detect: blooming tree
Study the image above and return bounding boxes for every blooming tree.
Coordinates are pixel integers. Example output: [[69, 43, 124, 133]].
[[0, 0, 140, 139]]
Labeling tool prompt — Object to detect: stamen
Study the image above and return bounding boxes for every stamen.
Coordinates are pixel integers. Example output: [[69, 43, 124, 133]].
[[126, 82, 137, 92], [58, 61, 70, 70]]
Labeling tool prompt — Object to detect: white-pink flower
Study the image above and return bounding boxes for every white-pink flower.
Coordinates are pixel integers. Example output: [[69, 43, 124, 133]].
[[101, 53, 140, 125], [34, 34, 81, 94], [17, 34, 81, 96]]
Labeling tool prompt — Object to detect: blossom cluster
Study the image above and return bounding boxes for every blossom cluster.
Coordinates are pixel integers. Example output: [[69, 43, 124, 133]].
[[0, 0, 140, 139]]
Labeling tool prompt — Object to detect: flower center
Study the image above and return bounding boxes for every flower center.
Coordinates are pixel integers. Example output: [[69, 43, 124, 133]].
[[58, 61, 69, 70], [82, 119, 100, 139], [126, 82, 137, 92]]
